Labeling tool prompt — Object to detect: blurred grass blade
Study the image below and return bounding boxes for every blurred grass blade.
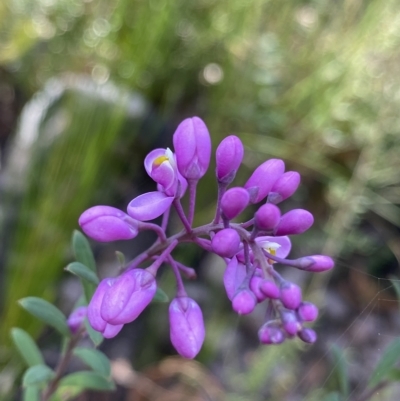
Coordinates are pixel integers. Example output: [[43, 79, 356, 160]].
[[389, 276, 400, 310], [116, 251, 125, 268], [11, 328, 44, 367], [322, 392, 341, 401], [19, 297, 70, 337], [84, 318, 103, 347], [23, 365, 55, 387], [369, 338, 400, 387], [65, 262, 99, 285], [330, 344, 349, 397], [72, 230, 96, 272], [73, 347, 111, 377], [58, 371, 115, 391]]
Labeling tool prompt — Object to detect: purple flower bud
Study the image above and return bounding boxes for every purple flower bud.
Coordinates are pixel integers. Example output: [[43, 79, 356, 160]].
[[215, 135, 244, 184], [297, 302, 319, 322], [102, 323, 124, 339], [258, 323, 285, 344], [280, 282, 302, 310], [295, 255, 334, 272], [173, 117, 211, 180], [127, 191, 174, 221], [232, 288, 257, 315], [88, 278, 115, 332], [267, 171, 301, 204], [298, 328, 317, 343], [101, 269, 156, 325], [280, 310, 301, 336], [220, 187, 250, 220], [67, 306, 87, 334], [79, 206, 139, 242], [211, 228, 241, 258], [250, 275, 266, 302], [144, 148, 179, 197], [260, 280, 280, 299], [244, 159, 285, 203], [254, 203, 281, 231], [169, 297, 205, 359], [274, 209, 314, 236], [223, 257, 246, 300]]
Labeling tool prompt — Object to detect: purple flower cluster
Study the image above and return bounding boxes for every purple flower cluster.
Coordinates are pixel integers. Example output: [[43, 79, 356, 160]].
[[79, 117, 334, 358]]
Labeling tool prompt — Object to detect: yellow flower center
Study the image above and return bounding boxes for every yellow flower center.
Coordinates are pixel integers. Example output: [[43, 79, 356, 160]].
[[153, 155, 169, 167]]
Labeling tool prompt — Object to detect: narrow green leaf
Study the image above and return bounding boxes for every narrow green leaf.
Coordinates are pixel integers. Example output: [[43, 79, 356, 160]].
[[386, 367, 400, 381], [73, 347, 111, 377], [369, 338, 400, 387], [65, 262, 99, 285], [23, 365, 55, 387], [11, 328, 44, 367], [152, 287, 169, 303], [84, 318, 103, 347], [23, 386, 40, 401], [115, 251, 125, 268], [19, 297, 70, 337], [72, 230, 96, 272], [59, 371, 115, 391], [330, 344, 349, 397]]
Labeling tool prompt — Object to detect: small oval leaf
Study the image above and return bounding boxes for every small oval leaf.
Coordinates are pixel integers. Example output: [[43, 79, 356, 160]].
[[84, 318, 103, 347], [23, 386, 40, 401], [23, 365, 55, 387], [152, 287, 169, 303], [19, 297, 70, 337], [72, 230, 96, 272], [65, 262, 99, 285], [11, 328, 44, 367], [59, 371, 115, 391], [73, 347, 110, 377]]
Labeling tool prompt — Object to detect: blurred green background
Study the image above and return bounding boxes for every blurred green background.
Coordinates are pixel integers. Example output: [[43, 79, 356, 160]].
[[1, 0, 400, 399]]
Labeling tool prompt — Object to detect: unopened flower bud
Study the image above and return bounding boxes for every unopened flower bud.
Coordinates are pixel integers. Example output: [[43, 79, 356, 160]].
[[295, 255, 334, 272], [223, 257, 246, 300], [220, 187, 250, 220], [298, 328, 317, 343], [254, 203, 281, 231], [260, 280, 280, 299], [67, 306, 87, 334], [79, 206, 139, 242], [101, 269, 156, 325], [245, 159, 285, 203], [297, 302, 318, 322], [232, 288, 257, 315], [250, 275, 266, 302], [267, 171, 301, 204], [280, 281, 302, 310], [258, 323, 285, 344], [173, 117, 211, 180], [215, 135, 244, 184], [280, 309, 301, 336], [88, 278, 115, 332], [169, 297, 205, 359], [274, 209, 314, 236], [211, 228, 241, 258]]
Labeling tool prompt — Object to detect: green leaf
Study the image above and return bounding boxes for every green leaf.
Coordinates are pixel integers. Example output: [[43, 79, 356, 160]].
[[389, 276, 400, 309], [72, 230, 96, 272], [386, 367, 400, 381], [369, 338, 400, 387], [58, 371, 115, 391], [73, 347, 111, 377], [84, 318, 103, 347], [152, 287, 169, 303], [11, 328, 44, 367], [115, 251, 125, 268], [19, 297, 70, 337], [65, 262, 99, 285], [23, 386, 41, 401], [23, 365, 55, 387], [330, 344, 349, 397]]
